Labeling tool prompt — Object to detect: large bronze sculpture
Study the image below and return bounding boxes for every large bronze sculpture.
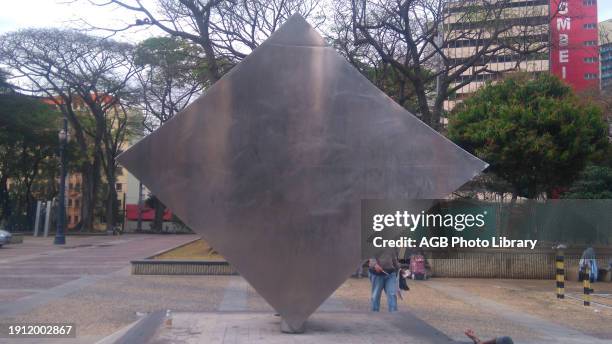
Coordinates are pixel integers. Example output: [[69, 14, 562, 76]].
[[118, 14, 487, 333]]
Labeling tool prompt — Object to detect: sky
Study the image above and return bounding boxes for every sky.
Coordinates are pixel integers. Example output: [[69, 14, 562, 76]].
[[0, 0, 162, 41], [0, 0, 611, 38]]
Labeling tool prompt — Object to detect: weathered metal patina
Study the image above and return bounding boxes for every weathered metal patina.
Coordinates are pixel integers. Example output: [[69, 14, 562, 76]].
[[118, 14, 487, 333]]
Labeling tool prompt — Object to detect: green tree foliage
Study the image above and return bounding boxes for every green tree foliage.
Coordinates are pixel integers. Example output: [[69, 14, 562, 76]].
[[135, 37, 206, 129], [135, 37, 208, 77], [345, 59, 433, 115], [0, 70, 11, 93], [563, 165, 612, 199], [448, 74, 608, 199], [0, 90, 61, 230], [0, 28, 138, 231], [134, 37, 207, 232], [85, 0, 324, 83]]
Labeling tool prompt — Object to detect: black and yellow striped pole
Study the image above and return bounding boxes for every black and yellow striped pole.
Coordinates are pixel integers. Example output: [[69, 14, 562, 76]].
[[555, 250, 565, 299], [583, 265, 591, 306]]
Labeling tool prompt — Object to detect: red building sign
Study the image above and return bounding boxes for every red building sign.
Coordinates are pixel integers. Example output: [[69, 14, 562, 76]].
[[549, 0, 599, 91]]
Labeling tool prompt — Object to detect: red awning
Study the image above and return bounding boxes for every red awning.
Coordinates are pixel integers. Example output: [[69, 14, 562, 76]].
[[125, 204, 172, 221]]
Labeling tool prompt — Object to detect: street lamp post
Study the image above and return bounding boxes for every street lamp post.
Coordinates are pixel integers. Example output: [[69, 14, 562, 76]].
[[54, 117, 67, 245]]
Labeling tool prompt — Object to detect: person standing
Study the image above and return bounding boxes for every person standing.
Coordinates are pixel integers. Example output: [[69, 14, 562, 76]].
[[580, 245, 598, 283], [369, 249, 400, 312]]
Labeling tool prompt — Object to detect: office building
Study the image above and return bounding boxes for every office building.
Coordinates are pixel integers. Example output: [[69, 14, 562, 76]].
[[443, 0, 599, 110], [600, 19, 612, 91]]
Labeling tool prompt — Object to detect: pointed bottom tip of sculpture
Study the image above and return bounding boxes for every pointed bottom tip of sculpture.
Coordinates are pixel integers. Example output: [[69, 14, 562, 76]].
[[280, 318, 305, 333]]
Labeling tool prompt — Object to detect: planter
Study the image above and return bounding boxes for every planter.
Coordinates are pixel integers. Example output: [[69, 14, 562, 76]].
[[131, 238, 236, 275], [131, 259, 237, 275]]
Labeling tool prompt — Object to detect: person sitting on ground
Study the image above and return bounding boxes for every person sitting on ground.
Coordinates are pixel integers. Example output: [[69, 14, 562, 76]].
[[465, 329, 513, 344]]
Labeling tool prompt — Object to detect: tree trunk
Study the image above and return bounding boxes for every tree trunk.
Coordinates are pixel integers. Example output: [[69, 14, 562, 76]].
[[153, 201, 165, 233], [136, 182, 143, 232], [65, 110, 101, 232], [413, 81, 434, 129], [105, 172, 116, 233], [0, 174, 9, 220], [432, 93, 446, 132], [79, 162, 96, 231]]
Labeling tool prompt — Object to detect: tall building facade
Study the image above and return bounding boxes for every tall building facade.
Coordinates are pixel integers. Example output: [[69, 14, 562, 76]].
[[601, 19, 612, 91], [65, 174, 82, 229], [444, 0, 550, 110], [549, 0, 600, 91], [64, 169, 127, 230], [443, 0, 599, 110]]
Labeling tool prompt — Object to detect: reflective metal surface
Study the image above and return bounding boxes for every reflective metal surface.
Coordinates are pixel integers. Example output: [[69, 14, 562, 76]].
[[118, 14, 487, 331]]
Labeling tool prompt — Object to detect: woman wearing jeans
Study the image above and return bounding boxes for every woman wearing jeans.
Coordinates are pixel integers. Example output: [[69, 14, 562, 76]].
[[369, 249, 400, 312]]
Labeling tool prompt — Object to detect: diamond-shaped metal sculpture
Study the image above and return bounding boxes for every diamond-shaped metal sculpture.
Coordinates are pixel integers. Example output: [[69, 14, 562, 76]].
[[118, 14, 487, 333]]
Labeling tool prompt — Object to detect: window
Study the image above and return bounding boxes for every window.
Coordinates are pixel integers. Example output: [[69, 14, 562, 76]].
[[69, 183, 74, 190], [447, 0, 549, 14], [584, 73, 598, 80], [445, 34, 548, 48], [116, 183, 123, 192], [75, 199, 80, 208], [455, 73, 505, 84], [74, 215, 79, 223], [584, 57, 597, 63], [583, 0, 596, 5], [68, 199, 73, 207], [68, 215, 72, 224], [449, 52, 549, 66], [447, 16, 548, 31], [584, 41, 597, 46], [583, 23, 597, 29], [74, 183, 81, 191]]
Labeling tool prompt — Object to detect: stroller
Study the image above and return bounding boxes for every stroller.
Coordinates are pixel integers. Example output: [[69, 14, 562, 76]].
[[410, 254, 429, 280]]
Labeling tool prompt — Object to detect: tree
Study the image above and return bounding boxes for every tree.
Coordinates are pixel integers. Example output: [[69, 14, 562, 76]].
[[330, 16, 431, 114], [133, 36, 207, 231], [79, 1, 324, 231], [332, 0, 551, 130], [563, 165, 612, 199], [0, 28, 138, 231], [448, 73, 608, 199], [100, 100, 143, 232], [144, 195, 165, 233], [83, 0, 325, 83], [329, 2, 428, 113], [587, 89, 612, 142], [135, 36, 206, 131], [0, 70, 12, 93], [0, 88, 61, 230]]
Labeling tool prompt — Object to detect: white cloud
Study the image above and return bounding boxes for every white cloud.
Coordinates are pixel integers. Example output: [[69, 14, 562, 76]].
[[0, 0, 161, 42], [1, 0, 611, 41], [601, 4, 612, 23]]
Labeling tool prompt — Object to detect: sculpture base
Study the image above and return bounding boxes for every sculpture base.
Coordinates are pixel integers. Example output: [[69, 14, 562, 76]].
[[280, 318, 305, 333], [101, 311, 452, 343]]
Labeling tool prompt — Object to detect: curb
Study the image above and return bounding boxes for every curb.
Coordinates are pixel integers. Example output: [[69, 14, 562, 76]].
[[131, 259, 238, 275]]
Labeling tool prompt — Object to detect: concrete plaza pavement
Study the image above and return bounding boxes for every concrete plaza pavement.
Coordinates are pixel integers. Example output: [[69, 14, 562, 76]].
[[0, 234, 198, 343], [0, 235, 611, 343], [147, 312, 455, 344], [0, 234, 198, 315], [97, 276, 611, 344]]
